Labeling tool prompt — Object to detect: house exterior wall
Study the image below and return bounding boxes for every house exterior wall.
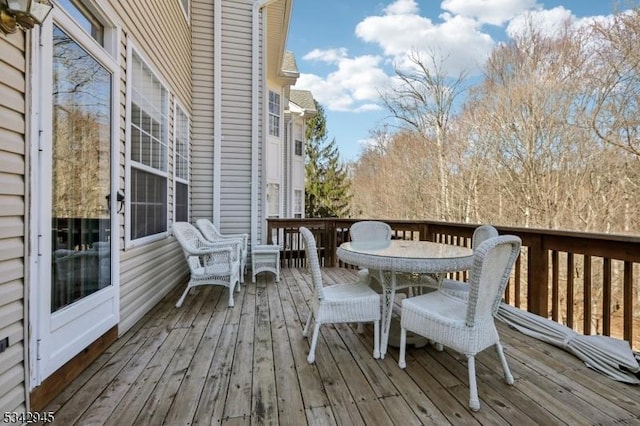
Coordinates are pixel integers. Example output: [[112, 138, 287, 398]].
[[0, 31, 28, 413], [219, 0, 259, 236], [107, 0, 192, 335], [191, 0, 215, 221], [0, 0, 292, 412]]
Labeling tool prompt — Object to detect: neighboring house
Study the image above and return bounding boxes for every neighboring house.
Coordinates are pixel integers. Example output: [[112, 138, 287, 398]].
[[0, 0, 296, 413], [286, 89, 317, 218]]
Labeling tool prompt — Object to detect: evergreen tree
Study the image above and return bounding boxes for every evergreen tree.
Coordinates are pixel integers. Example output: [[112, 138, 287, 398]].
[[305, 101, 351, 217]]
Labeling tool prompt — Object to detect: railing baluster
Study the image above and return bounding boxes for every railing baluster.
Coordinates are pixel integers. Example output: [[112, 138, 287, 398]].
[[584, 255, 592, 335], [552, 250, 559, 322], [623, 261, 633, 345], [566, 252, 574, 329], [514, 255, 521, 308], [603, 258, 612, 336]]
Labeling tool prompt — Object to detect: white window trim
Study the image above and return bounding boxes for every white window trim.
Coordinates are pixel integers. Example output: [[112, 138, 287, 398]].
[[125, 42, 171, 249], [173, 100, 190, 223]]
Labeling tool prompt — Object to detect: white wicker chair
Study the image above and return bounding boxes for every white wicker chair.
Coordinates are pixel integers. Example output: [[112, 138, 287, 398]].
[[349, 220, 392, 249], [173, 222, 241, 308], [196, 218, 248, 283], [300, 227, 381, 363], [398, 235, 521, 411], [441, 224, 499, 296]]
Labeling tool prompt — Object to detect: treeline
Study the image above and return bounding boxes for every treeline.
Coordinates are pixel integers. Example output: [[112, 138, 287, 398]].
[[349, 9, 640, 235]]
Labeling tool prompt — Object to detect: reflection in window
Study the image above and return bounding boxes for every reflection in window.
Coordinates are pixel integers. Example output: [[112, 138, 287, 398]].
[[175, 105, 189, 222], [56, 0, 104, 45], [269, 90, 280, 137], [267, 183, 280, 218], [51, 26, 112, 311], [294, 190, 303, 218], [129, 51, 169, 240]]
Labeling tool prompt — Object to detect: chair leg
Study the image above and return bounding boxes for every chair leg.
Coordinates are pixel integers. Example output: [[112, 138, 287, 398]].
[[373, 320, 380, 359], [307, 322, 321, 364], [495, 341, 514, 384], [176, 286, 191, 308], [398, 327, 407, 368], [302, 312, 313, 337], [467, 355, 480, 411], [228, 284, 235, 307]]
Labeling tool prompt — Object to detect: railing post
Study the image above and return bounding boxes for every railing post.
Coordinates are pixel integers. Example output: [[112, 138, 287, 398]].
[[527, 235, 549, 316], [326, 219, 336, 267]]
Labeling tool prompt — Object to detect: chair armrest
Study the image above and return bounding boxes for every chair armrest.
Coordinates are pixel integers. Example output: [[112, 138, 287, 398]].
[[218, 233, 248, 247], [184, 245, 233, 257]]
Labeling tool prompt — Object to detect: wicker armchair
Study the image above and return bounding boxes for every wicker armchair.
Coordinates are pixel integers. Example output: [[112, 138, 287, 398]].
[[300, 227, 381, 363], [196, 218, 248, 283], [441, 224, 499, 297], [173, 222, 241, 308], [398, 235, 521, 411]]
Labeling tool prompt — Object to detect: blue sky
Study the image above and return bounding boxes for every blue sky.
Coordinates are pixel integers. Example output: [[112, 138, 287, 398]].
[[288, 0, 627, 162]]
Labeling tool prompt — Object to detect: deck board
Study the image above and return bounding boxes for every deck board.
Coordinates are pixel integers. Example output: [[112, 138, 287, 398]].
[[40, 267, 640, 425]]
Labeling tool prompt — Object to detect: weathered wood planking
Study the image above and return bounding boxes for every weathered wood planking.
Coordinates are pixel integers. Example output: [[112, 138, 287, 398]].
[[39, 267, 640, 425]]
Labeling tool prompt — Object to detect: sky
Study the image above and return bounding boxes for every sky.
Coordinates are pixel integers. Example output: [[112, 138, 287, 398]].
[[287, 0, 629, 162]]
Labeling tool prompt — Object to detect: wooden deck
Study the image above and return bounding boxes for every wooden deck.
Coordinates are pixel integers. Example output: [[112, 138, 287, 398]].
[[42, 267, 640, 425]]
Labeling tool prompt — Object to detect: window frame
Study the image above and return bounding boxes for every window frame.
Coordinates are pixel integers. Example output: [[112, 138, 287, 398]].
[[173, 101, 190, 223], [125, 43, 170, 248], [294, 189, 303, 218], [267, 183, 280, 218], [268, 90, 281, 137]]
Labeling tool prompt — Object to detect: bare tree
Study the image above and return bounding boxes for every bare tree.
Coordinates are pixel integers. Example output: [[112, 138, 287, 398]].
[[380, 49, 468, 220]]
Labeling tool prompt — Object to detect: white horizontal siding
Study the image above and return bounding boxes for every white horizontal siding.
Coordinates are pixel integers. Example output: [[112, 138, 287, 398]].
[[119, 238, 187, 334], [0, 33, 26, 413], [191, 0, 215, 221], [220, 0, 255, 236], [110, 0, 192, 335]]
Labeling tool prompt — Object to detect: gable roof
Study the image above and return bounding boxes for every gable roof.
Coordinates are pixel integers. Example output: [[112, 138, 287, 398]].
[[289, 89, 317, 116]]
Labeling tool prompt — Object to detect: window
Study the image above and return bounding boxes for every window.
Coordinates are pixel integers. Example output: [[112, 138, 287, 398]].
[[129, 51, 169, 241], [267, 183, 280, 218], [294, 190, 303, 218], [174, 104, 189, 222], [57, 0, 104, 44], [295, 139, 303, 156], [269, 90, 280, 137]]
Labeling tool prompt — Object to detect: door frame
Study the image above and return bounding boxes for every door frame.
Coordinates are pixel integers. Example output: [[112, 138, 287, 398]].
[[27, 5, 121, 388]]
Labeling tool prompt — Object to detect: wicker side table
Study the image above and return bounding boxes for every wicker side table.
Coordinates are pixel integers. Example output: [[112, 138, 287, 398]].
[[251, 244, 280, 283]]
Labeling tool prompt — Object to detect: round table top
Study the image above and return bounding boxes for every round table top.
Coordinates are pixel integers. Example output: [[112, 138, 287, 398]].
[[337, 240, 474, 274]]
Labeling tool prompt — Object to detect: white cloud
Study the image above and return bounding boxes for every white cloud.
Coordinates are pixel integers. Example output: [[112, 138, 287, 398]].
[[383, 0, 419, 15], [506, 6, 614, 39], [303, 48, 348, 63], [356, 1, 494, 76], [295, 55, 389, 112], [506, 6, 574, 38], [441, 0, 541, 26]]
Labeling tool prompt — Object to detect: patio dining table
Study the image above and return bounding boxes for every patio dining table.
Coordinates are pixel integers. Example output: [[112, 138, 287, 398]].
[[337, 240, 474, 358]]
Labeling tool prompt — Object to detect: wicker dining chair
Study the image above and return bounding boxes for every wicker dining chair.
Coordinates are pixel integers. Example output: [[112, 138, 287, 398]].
[[349, 220, 392, 249], [398, 235, 521, 411], [300, 227, 381, 363], [173, 222, 241, 308], [196, 218, 248, 283], [441, 224, 499, 296]]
